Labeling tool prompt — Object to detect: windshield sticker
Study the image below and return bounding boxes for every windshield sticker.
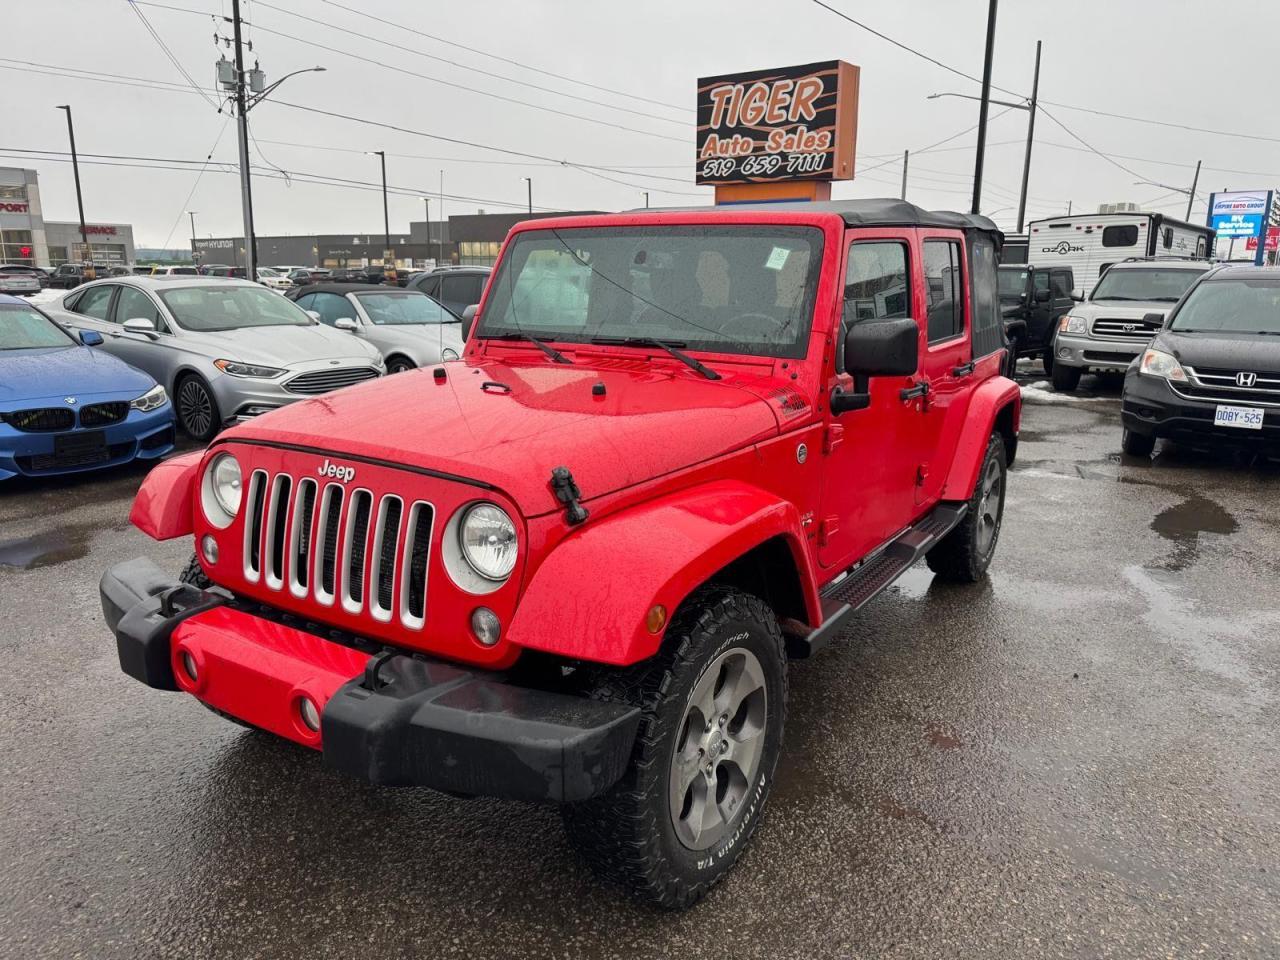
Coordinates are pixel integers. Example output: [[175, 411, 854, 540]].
[[764, 247, 790, 271]]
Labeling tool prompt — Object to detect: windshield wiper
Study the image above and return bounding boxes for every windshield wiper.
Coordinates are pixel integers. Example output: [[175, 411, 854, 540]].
[[589, 336, 721, 380], [487, 331, 571, 364]]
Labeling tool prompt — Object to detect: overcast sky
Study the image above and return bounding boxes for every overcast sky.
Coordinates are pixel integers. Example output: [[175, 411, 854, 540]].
[[6, 0, 1279, 247]]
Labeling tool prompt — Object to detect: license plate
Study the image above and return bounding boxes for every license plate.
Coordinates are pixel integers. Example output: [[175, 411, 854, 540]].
[[54, 430, 108, 460], [1213, 404, 1265, 430]]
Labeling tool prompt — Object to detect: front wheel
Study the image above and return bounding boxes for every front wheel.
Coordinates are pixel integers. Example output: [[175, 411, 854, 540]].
[[386, 355, 415, 374], [1051, 362, 1082, 392], [1042, 352, 1054, 375], [926, 432, 1007, 582], [563, 587, 787, 909], [1121, 427, 1156, 457], [175, 374, 221, 441]]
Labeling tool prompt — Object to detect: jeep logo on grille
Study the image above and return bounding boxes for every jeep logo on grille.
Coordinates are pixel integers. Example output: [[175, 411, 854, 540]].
[[318, 458, 356, 483]]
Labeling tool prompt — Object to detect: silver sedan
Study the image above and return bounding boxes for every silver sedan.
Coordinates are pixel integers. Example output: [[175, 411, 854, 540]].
[[287, 284, 464, 373], [47, 276, 385, 440]]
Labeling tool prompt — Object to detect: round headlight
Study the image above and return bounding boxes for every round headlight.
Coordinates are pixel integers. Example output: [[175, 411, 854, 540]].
[[459, 503, 517, 581], [202, 453, 242, 528]]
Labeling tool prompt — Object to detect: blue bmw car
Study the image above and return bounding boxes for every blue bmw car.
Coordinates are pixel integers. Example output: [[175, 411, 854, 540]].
[[0, 294, 175, 481]]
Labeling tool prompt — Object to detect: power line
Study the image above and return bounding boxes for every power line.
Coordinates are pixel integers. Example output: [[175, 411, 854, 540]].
[[157, 118, 231, 251], [250, 0, 685, 127], [125, 0, 222, 110], [313, 0, 687, 113], [1034, 105, 1149, 182]]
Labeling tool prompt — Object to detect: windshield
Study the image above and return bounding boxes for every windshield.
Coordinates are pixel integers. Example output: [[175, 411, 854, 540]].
[[159, 284, 314, 332], [355, 291, 456, 325], [1169, 277, 1280, 334], [479, 225, 824, 359], [997, 268, 1028, 299], [1092, 267, 1204, 302], [0, 303, 75, 349]]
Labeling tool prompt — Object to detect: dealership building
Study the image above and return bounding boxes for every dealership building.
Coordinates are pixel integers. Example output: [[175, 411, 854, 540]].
[[0, 167, 137, 267], [193, 210, 601, 270]]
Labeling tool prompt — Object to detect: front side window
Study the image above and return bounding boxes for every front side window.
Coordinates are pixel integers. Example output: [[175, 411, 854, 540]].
[[844, 242, 910, 322], [1034, 271, 1050, 294], [923, 240, 964, 343], [441, 274, 486, 308], [158, 284, 314, 332], [1102, 225, 1139, 248], [1091, 267, 1205, 303], [308, 292, 353, 326], [355, 292, 455, 325], [1051, 271, 1073, 299], [0, 303, 76, 349], [480, 225, 824, 359], [1169, 278, 1280, 334], [74, 284, 116, 320], [115, 286, 162, 328], [997, 268, 1028, 299]]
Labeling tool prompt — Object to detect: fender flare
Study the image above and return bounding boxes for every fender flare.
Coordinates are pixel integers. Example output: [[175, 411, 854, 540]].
[[508, 480, 821, 667], [940, 375, 1022, 501], [129, 449, 202, 540]]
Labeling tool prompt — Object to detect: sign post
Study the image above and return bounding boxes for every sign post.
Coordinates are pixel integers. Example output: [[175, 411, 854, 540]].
[[1207, 190, 1274, 266], [696, 60, 860, 205]]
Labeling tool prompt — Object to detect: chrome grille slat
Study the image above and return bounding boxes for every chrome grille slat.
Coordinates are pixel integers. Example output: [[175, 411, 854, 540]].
[[284, 367, 380, 395], [243, 470, 435, 628], [1091, 318, 1162, 342]]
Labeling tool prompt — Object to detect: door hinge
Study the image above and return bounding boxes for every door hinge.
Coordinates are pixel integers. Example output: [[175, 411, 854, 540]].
[[818, 516, 839, 546], [823, 423, 844, 455], [915, 464, 929, 486]]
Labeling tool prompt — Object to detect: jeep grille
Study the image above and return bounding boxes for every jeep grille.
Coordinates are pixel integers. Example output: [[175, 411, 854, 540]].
[[241, 469, 435, 629]]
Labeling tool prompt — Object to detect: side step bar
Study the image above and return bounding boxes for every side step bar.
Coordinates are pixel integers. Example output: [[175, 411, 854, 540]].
[[789, 502, 968, 659]]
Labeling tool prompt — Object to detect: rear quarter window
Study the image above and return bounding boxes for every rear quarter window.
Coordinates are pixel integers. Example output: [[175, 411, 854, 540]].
[[1102, 225, 1139, 248]]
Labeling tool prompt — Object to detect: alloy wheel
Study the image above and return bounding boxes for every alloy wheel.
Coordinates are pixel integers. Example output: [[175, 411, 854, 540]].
[[976, 456, 1003, 555], [668, 647, 768, 851], [178, 379, 214, 438]]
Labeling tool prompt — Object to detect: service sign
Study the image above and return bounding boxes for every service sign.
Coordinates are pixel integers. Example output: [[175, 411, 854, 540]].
[[696, 60, 859, 185], [1208, 191, 1271, 239]]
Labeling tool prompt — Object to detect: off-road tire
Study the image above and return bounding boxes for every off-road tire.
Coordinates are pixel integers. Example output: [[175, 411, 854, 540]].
[[1050, 362, 1081, 393], [562, 586, 787, 910], [926, 433, 1006, 582], [1121, 427, 1156, 457]]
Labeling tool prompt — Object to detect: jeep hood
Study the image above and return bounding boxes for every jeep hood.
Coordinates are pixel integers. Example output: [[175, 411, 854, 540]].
[[225, 358, 792, 515]]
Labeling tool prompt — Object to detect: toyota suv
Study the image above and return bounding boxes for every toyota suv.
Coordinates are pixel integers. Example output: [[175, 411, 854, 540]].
[[99, 200, 1020, 908], [1050, 257, 1211, 391]]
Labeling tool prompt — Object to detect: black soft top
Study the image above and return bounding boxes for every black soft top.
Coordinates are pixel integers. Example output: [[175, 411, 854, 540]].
[[655, 198, 1001, 238]]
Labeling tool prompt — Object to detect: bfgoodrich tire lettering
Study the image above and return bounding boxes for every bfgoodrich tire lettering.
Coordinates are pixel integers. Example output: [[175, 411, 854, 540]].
[[562, 586, 787, 909]]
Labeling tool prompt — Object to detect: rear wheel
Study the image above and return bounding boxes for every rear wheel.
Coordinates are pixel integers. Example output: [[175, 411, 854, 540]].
[[1051, 362, 1081, 392], [563, 587, 786, 909], [926, 433, 1006, 582], [1121, 427, 1156, 457], [176, 374, 220, 441]]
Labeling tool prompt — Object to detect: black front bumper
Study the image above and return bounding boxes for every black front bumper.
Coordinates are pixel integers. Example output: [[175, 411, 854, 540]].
[[1121, 370, 1280, 451], [100, 558, 641, 802]]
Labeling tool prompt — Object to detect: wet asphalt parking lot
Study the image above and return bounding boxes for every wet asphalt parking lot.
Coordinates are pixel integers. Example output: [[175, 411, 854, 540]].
[[2, 368, 1279, 959]]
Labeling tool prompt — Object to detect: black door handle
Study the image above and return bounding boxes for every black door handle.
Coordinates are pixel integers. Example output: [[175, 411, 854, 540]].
[[952, 361, 975, 377], [899, 381, 930, 402]]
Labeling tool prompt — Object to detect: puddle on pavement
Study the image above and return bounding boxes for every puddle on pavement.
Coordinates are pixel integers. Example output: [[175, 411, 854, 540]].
[[924, 723, 962, 750], [1149, 495, 1238, 572], [876, 795, 943, 833], [0, 522, 110, 570]]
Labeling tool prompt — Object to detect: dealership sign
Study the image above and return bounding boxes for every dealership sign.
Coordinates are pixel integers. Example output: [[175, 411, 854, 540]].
[[1246, 226, 1280, 252], [1208, 191, 1271, 239], [696, 61, 859, 186], [0, 201, 29, 214]]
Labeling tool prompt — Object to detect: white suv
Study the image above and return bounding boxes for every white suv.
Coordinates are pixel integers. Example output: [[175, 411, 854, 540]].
[[1050, 258, 1211, 392]]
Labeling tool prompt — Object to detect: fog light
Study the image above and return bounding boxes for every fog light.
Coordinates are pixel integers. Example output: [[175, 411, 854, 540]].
[[201, 534, 218, 565], [298, 696, 321, 732], [471, 607, 501, 646], [181, 651, 198, 682], [1057, 346, 1071, 359]]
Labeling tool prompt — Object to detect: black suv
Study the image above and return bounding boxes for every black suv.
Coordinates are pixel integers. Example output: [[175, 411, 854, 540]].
[[998, 264, 1076, 374], [406, 266, 491, 316], [1121, 265, 1280, 456], [48, 263, 106, 289]]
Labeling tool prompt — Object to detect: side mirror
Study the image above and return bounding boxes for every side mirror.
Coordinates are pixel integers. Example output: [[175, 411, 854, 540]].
[[335, 317, 358, 332], [122, 317, 158, 337], [832, 317, 919, 414], [1142, 312, 1165, 326], [1071, 288, 1084, 302], [461, 303, 479, 339], [305, 310, 322, 322], [79, 330, 104, 346], [1034, 288, 1051, 303]]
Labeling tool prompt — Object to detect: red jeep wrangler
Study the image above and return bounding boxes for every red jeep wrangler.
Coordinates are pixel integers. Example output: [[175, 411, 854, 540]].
[[102, 199, 1019, 908]]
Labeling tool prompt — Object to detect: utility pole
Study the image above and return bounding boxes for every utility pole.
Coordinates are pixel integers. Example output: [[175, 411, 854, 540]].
[[439, 170, 445, 264], [368, 150, 392, 276], [55, 105, 91, 276], [1015, 40, 1041, 234], [229, 0, 256, 278], [901, 150, 909, 200], [421, 196, 431, 264], [1185, 160, 1201, 221], [1067, 200, 1072, 215], [644, 191, 650, 208], [187, 211, 198, 262], [523, 177, 533, 216], [971, 0, 998, 215]]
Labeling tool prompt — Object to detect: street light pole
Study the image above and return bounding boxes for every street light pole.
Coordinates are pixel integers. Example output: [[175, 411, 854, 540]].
[[1015, 40, 1041, 234], [368, 150, 391, 274], [524, 177, 532, 216], [1186, 160, 1202, 221], [901, 150, 909, 200], [229, 0, 257, 278], [421, 196, 431, 264], [971, 0, 999, 215], [55, 105, 90, 273], [188, 211, 198, 263]]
